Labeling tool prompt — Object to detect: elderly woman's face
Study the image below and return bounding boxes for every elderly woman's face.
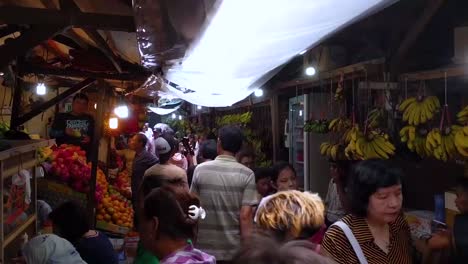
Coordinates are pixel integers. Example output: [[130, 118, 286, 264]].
[[367, 184, 403, 224]]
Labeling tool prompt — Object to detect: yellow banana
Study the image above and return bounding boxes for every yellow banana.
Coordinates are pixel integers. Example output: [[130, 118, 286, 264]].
[[399, 98, 417, 112]]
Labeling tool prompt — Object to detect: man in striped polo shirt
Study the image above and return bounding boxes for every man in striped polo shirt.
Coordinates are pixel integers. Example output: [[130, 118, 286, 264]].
[[190, 125, 258, 264]]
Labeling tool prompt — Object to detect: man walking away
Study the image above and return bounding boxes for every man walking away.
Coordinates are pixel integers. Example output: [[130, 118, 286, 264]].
[[190, 126, 258, 264], [129, 133, 158, 206]]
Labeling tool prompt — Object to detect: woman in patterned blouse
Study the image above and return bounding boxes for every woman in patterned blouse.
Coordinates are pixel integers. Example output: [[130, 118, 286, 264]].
[[322, 160, 412, 264]]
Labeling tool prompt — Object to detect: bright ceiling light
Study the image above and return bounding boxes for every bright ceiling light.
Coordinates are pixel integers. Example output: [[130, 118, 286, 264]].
[[0, 72, 4, 76], [109, 117, 118, 129], [254, 88, 264, 97], [299, 50, 307, 55], [305, 66, 316, 76], [94, 103, 97, 109], [114, 105, 129, 118], [36, 83, 46, 95]]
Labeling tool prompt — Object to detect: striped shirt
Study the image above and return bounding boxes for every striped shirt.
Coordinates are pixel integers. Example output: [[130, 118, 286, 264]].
[[322, 214, 412, 264], [190, 155, 258, 261]]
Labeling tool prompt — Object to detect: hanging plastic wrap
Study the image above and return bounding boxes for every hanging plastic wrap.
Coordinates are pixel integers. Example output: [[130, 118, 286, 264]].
[[135, 0, 397, 107]]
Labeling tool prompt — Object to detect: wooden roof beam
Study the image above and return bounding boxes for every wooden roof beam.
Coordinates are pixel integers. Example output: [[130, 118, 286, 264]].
[[0, 6, 135, 32], [13, 78, 96, 128], [0, 25, 66, 68], [21, 65, 150, 81], [390, 0, 446, 75], [59, 0, 123, 73]]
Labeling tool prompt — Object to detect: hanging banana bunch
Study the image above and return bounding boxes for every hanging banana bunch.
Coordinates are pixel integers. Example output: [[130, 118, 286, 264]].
[[399, 96, 440, 126], [320, 142, 346, 161], [400, 125, 430, 158], [328, 117, 351, 133], [345, 127, 395, 160], [455, 126, 468, 158], [367, 108, 385, 129], [457, 106, 468, 125], [304, 119, 329, 134]]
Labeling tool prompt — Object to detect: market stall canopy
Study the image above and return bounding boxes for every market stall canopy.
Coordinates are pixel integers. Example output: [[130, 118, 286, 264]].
[[135, 0, 398, 107]]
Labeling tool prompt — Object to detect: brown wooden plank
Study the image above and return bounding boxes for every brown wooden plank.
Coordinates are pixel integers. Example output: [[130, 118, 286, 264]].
[[0, 26, 66, 68], [400, 64, 468, 81], [0, 6, 135, 32], [390, 0, 446, 74], [274, 58, 385, 91], [21, 65, 150, 81]]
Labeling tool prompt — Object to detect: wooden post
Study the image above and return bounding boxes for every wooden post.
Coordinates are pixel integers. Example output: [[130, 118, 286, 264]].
[[10, 77, 23, 130], [87, 80, 108, 227], [270, 94, 279, 162]]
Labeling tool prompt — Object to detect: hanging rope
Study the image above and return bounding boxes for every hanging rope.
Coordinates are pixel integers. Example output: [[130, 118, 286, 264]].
[[405, 77, 408, 99]]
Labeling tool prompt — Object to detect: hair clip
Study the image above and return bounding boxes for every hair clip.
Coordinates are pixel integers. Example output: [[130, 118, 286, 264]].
[[188, 205, 206, 220]]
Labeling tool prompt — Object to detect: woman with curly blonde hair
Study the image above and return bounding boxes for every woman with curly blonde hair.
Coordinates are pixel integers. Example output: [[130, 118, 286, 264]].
[[256, 190, 326, 246]]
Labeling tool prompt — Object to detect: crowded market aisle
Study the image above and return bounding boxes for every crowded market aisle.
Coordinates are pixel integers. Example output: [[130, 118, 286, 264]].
[[1, 0, 468, 263]]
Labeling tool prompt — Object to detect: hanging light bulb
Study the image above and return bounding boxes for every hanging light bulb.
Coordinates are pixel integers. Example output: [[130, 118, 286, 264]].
[[254, 88, 264, 97], [172, 113, 176, 119], [305, 66, 316, 76], [109, 117, 118, 129], [36, 83, 46, 95], [178, 115, 182, 120], [197, 105, 202, 110], [299, 110, 303, 117], [114, 105, 129, 118], [94, 103, 97, 109]]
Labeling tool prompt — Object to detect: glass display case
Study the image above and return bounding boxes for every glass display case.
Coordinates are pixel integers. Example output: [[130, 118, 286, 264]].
[[288, 95, 307, 190]]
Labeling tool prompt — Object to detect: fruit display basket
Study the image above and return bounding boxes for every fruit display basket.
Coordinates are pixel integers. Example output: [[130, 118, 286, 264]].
[[37, 179, 87, 209], [96, 220, 130, 236]]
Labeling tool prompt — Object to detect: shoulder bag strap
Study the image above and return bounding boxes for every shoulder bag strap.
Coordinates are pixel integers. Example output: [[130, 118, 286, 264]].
[[332, 221, 369, 264]]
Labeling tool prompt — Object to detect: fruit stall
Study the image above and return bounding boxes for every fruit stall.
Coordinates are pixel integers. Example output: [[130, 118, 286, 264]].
[[297, 62, 468, 235], [37, 144, 134, 235], [0, 139, 55, 263]]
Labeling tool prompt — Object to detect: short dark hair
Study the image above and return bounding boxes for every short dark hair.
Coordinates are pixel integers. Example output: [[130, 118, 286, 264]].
[[347, 160, 403, 217], [199, 139, 217, 160], [143, 187, 200, 240], [218, 125, 244, 154], [254, 167, 273, 183], [237, 146, 255, 161], [49, 201, 90, 245], [73, 93, 89, 103], [272, 162, 296, 183], [134, 133, 148, 148], [233, 234, 334, 264]]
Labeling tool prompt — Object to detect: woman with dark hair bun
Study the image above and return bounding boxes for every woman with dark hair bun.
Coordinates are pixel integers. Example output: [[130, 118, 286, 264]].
[[138, 187, 215, 264], [322, 160, 412, 264]]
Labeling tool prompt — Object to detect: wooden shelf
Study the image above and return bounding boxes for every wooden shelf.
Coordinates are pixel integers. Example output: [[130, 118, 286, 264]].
[[3, 214, 36, 248], [400, 64, 468, 81], [2, 159, 38, 181], [0, 139, 55, 161]]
